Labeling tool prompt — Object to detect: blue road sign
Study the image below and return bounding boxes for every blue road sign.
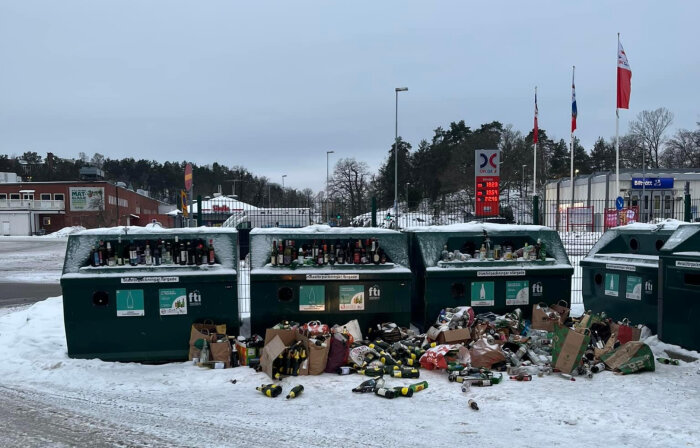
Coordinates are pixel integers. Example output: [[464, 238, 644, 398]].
[[616, 196, 624, 210]]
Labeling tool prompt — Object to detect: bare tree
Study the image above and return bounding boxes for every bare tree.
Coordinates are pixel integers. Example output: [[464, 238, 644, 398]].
[[661, 125, 700, 168], [628, 107, 674, 168], [329, 158, 371, 218]]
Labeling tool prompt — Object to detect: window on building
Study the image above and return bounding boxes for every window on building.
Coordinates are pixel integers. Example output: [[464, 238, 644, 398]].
[[54, 193, 65, 201], [10, 193, 20, 200], [41, 193, 51, 200], [136, 207, 141, 214], [42, 217, 51, 226], [0, 193, 6, 201]]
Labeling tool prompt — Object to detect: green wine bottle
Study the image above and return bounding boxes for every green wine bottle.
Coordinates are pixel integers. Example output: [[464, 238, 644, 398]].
[[286, 385, 304, 399], [392, 386, 414, 397], [256, 384, 282, 397], [409, 381, 428, 393]]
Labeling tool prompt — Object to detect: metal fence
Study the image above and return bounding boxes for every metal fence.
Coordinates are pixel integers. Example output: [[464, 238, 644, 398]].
[[193, 194, 699, 316]]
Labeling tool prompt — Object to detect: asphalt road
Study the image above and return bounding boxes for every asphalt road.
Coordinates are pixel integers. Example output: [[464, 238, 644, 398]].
[[0, 238, 66, 309], [0, 282, 63, 308]]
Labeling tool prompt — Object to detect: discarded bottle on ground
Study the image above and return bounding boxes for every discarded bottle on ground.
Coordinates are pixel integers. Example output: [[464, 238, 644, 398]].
[[393, 386, 414, 397], [257, 384, 282, 397], [286, 385, 304, 399], [390, 368, 420, 379], [468, 399, 479, 411], [591, 362, 606, 373], [374, 387, 397, 399], [352, 376, 384, 393], [409, 381, 428, 393], [656, 357, 680, 365]]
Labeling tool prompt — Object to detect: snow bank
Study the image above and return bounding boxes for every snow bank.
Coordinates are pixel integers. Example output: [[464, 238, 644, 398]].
[[614, 219, 686, 231], [77, 225, 237, 235], [251, 224, 400, 235], [42, 226, 86, 238], [1, 297, 698, 447]]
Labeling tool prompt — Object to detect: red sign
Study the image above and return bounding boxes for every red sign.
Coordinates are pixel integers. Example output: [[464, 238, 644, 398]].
[[604, 206, 639, 230], [476, 176, 500, 216], [184, 163, 193, 192]]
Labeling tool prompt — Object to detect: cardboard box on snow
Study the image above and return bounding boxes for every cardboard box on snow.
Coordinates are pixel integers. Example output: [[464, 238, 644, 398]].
[[261, 329, 330, 378], [437, 328, 471, 345]]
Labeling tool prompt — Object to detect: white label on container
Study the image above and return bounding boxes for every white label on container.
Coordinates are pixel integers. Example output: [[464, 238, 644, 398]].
[[121, 276, 180, 284], [306, 274, 359, 280], [676, 261, 700, 269], [476, 270, 526, 277], [605, 264, 636, 272]]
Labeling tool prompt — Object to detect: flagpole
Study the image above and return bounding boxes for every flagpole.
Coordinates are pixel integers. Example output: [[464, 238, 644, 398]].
[[570, 66, 575, 209], [533, 86, 537, 197], [615, 33, 620, 198]]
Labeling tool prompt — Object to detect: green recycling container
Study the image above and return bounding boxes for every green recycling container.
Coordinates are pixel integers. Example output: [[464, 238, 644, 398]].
[[407, 223, 573, 331], [249, 226, 411, 336], [60, 226, 239, 362], [581, 222, 677, 333], [658, 223, 700, 351]]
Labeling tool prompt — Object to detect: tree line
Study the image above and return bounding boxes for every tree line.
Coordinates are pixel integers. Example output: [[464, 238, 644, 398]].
[[1, 106, 698, 218], [329, 107, 700, 214]]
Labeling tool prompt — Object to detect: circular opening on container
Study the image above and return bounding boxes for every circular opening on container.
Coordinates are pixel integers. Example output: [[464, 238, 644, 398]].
[[629, 238, 639, 251], [92, 291, 109, 306], [277, 287, 293, 302], [451, 282, 466, 299], [594, 274, 603, 285], [655, 239, 665, 251]]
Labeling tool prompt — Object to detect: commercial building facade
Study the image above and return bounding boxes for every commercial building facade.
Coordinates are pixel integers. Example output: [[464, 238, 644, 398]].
[[0, 181, 176, 235]]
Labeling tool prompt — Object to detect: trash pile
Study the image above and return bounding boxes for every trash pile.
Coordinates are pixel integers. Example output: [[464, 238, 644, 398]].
[[188, 303, 675, 403]]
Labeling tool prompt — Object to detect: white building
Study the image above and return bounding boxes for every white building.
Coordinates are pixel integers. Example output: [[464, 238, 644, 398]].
[[544, 169, 700, 231]]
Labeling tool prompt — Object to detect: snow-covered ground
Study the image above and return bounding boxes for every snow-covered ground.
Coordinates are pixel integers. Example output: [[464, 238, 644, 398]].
[[0, 237, 68, 283], [1, 297, 698, 447]]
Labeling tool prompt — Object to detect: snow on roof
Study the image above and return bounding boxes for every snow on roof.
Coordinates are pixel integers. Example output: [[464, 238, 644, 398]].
[[188, 196, 257, 214], [406, 222, 552, 233], [77, 225, 238, 235], [251, 224, 401, 235], [614, 219, 686, 231]]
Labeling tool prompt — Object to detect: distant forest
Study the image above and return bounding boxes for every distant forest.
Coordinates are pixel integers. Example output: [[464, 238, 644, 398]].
[[1, 107, 697, 212]]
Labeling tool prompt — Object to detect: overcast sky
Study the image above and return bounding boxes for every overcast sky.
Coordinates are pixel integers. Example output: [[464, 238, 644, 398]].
[[1, 1, 698, 192]]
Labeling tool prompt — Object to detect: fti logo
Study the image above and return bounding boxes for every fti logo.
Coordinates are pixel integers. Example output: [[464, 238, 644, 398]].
[[644, 280, 653, 294], [532, 282, 543, 297], [188, 290, 202, 306], [368, 285, 381, 300]]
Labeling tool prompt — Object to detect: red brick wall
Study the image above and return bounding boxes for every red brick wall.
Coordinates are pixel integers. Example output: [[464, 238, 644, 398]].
[[0, 182, 172, 230]]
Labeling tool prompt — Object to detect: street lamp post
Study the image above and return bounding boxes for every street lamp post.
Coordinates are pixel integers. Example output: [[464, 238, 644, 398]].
[[522, 164, 527, 198], [394, 87, 408, 228], [326, 150, 334, 223], [282, 175, 287, 207], [405, 182, 411, 210]]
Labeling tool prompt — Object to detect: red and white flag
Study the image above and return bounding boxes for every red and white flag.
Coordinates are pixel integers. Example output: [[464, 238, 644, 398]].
[[533, 88, 539, 144], [617, 40, 632, 109]]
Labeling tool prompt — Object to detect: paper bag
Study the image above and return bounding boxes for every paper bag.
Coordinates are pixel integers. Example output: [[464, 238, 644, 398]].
[[551, 324, 591, 374], [209, 339, 232, 368], [531, 303, 560, 332], [260, 335, 287, 379], [189, 321, 227, 360], [550, 300, 570, 323], [468, 337, 505, 368], [611, 320, 642, 345], [601, 341, 655, 374]]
